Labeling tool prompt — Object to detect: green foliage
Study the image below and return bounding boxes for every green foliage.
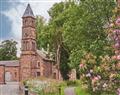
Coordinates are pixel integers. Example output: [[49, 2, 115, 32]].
[[36, 2, 72, 80], [0, 39, 17, 60], [36, 16, 50, 50], [66, 80, 81, 86], [79, 53, 120, 95], [36, 0, 117, 84], [60, 45, 70, 80], [63, 0, 116, 69], [75, 86, 90, 95], [25, 79, 66, 95]]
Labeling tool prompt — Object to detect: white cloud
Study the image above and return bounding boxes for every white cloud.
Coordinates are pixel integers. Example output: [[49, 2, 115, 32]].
[[1, 0, 63, 57]]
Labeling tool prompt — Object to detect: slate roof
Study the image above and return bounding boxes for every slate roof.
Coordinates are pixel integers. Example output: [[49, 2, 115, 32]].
[[22, 4, 35, 18], [37, 50, 54, 61], [0, 60, 19, 67], [37, 50, 46, 59]]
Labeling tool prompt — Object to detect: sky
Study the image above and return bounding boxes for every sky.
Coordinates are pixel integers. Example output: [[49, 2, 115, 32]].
[[0, 0, 64, 57]]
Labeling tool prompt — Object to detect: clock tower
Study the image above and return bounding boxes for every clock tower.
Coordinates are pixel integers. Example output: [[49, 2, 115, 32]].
[[20, 4, 36, 80]]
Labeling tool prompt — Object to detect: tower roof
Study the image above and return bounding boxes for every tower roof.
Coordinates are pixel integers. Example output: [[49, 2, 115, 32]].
[[22, 4, 35, 18]]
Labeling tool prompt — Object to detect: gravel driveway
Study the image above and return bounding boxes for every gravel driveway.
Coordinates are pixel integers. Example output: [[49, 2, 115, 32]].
[[0, 82, 20, 95]]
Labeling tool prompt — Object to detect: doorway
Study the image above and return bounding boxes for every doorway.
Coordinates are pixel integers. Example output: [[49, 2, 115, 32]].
[[5, 72, 12, 82]]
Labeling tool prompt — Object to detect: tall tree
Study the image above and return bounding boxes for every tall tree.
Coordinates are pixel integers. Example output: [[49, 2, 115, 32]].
[[0, 40, 17, 60], [63, 0, 116, 73], [36, 0, 116, 80]]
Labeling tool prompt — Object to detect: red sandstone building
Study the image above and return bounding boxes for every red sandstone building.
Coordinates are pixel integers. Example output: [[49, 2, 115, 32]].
[[0, 4, 60, 84]]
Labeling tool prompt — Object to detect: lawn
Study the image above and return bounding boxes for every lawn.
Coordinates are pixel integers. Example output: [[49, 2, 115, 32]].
[[75, 86, 90, 95]]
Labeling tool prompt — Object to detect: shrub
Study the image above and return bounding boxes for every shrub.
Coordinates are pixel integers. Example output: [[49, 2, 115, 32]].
[[79, 53, 120, 95]]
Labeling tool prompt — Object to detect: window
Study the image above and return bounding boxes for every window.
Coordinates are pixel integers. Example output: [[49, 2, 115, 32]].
[[53, 73, 56, 79], [22, 41, 26, 51], [32, 20, 33, 25], [26, 41, 29, 50], [37, 62, 40, 67], [37, 72, 40, 76], [23, 19, 27, 26], [32, 42, 35, 50], [15, 72, 17, 77]]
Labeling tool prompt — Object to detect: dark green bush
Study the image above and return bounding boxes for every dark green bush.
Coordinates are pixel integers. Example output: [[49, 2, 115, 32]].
[[66, 80, 79, 86]]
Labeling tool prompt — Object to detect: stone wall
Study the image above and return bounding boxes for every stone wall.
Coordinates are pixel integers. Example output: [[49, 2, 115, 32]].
[[20, 54, 36, 80], [0, 65, 5, 84], [42, 60, 53, 77], [5, 66, 20, 82], [36, 55, 53, 78]]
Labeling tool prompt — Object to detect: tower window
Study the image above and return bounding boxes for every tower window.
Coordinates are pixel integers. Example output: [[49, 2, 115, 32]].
[[32, 20, 33, 24], [26, 41, 29, 50], [23, 19, 27, 26], [25, 19, 27, 23], [32, 42, 35, 50], [22, 41, 26, 51]]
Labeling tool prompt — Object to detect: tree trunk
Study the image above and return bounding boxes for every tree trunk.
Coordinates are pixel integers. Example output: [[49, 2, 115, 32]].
[[56, 44, 61, 80]]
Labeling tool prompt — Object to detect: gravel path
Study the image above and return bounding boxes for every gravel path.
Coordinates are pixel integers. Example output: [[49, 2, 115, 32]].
[[0, 82, 20, 95], [64, 87, 75, 95]]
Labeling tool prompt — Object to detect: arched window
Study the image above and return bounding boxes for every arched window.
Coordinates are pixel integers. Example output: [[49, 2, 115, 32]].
[[37, 62, 40, 67], [32, 42, 35, 50], [26, 41, 29, 50], [22, 41, 26, 51], [23, 19, 27, 26], [24, 33, 28, 38], [32, 20, 34, 26]]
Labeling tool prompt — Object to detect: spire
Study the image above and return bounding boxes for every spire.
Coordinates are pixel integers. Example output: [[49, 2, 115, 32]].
[[22, 4, 35, 18]]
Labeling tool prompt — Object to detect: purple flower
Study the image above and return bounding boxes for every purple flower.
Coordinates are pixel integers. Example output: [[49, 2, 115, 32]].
[[115, 43, 120, 48], [97, 75, 101, 79], [103, 83, 107, 88], [115, 17, 120, 25], [90, 69, 93, 73], [117, 55, 120, 60], [117, 88, 120, 95], [86, 73, 91, 77], [113, 29, 120, 35]]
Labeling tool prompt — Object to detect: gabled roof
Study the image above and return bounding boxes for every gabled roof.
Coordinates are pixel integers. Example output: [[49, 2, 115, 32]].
[[37, 50, 46, 59], [37, 50, 54, 61], [22, 4, 35, 18], [0, 60, 19, 67]]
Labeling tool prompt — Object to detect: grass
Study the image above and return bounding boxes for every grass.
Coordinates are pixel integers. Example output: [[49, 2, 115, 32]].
[[75, 86, 116, 95], [75, 86, 90, 95], [27, 79, 117, 95], [61, 86, 66, 95]]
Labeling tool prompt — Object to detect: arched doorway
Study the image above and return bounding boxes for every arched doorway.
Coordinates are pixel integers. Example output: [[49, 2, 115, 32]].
[[5, 72, 12, 82]]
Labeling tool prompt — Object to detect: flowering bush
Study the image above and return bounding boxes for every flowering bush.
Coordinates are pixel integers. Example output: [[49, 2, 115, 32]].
[[79, 53, 120, 95], [117, 88, 120, 95], [25, 79, 50, 94], [24, 78, 65, 95]]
